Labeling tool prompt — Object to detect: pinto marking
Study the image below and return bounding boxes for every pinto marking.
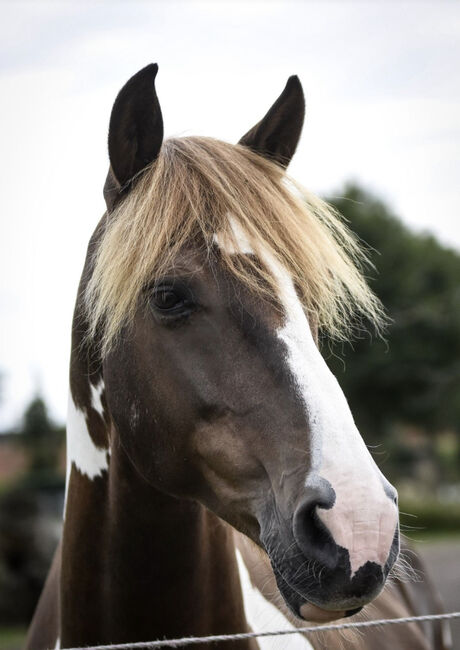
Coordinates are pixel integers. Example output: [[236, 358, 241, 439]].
[[236, 550, 315, 650], [65, 389, 111, 506], [90, 378, 105, 418], [219, 218, 398, 577], [270, 258, 398, 576]]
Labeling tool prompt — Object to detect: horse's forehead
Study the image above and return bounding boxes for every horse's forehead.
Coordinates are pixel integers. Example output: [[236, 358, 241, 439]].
[[211, 220, 315, 332], [156, 242, 287, 331]]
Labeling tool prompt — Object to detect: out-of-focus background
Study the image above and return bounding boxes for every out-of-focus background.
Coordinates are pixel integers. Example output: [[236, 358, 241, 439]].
[[0, 2, 459, 648]]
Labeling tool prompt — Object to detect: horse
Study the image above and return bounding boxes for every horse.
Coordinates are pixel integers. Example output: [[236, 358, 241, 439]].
[[25, 64, 450, 650]]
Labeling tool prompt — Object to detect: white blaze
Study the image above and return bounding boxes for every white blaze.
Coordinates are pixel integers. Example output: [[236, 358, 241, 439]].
[[218, 218, 398, 576], [269, 256, 398, 575]]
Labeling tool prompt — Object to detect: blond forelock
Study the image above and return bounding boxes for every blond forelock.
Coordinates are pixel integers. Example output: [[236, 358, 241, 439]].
[[85, 136, 384, 354]]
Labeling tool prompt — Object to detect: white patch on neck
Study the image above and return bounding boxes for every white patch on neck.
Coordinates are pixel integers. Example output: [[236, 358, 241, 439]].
[[236, 550, 315, 650], [54, 637, 61, 649], [217, 217, 398, 577], [65, 382, 111, 510], [90, 378, 105, 417]]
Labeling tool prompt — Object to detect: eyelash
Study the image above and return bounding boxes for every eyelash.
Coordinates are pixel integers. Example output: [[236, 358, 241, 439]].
[[149, 283, 196, 319]]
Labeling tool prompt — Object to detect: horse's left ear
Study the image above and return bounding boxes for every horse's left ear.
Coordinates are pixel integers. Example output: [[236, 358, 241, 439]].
[[239, 76, 305, 168], [104, 63, 164, 211]]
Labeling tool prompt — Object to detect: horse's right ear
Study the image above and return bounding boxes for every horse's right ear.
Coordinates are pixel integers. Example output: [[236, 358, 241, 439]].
[[104, 63, 163, 211]]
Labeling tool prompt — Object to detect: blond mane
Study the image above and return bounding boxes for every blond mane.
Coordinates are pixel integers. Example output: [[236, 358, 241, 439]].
[[85, 136, 384, 354]]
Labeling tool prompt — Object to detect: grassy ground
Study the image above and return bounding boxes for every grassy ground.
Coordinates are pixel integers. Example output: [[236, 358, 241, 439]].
[[0, 626, 27, 650]]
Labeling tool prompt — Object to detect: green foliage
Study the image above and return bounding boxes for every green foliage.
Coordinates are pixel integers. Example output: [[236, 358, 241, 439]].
[[0, 482, 63, 625], [325, 184, 460, 443], [399, 498, 460, 535], [20, 396, 63, 475], [22, 398, 51, 442], [0, 397, 64, 627], [0, 626, 27, 650]]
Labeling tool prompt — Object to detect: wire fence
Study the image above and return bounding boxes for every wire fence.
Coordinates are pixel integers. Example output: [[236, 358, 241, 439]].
[[60, 610, 460, 649]]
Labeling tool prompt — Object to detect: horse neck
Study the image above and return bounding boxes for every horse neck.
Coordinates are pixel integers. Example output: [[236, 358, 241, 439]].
[[62, 373, 251, 648]]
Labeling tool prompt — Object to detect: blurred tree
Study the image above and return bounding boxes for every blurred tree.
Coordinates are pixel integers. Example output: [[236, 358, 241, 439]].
[[0, 396, 64, 626], [324, 184, 460, 451], [21, 396, 63, 475], [23, 398, 50, 441]]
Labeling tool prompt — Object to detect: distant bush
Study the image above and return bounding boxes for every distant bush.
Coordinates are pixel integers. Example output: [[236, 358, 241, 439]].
[[399, 498, 460, 535], [0, 482, 63, 625], [326, 184, 460, 442]]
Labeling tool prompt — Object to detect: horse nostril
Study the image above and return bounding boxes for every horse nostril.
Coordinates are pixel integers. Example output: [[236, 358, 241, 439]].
[[293, 483, 338, 571], [383, 482, 398, 507]]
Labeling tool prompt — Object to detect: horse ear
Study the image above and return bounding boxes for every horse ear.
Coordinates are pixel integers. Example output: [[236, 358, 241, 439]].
[[104, 63, 163, 211], [238, 76, 305, 168]]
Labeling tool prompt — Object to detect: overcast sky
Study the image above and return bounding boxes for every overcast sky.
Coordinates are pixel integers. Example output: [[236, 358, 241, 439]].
[[1, 0, 459, 429]]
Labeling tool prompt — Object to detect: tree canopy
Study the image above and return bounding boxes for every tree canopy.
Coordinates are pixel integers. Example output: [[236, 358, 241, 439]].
[[20, 396, 63, 475], [325, 184, 460, 440]]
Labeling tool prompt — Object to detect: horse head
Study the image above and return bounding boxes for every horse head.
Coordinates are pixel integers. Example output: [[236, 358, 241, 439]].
[[82, 64, 399, 622]]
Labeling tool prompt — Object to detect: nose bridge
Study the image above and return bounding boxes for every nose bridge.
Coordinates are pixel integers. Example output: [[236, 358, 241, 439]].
[[276, 310, 399, 575], [283, 345, 399, 576], [275, 288, 399, 573], [255, 247, 399, 577], [319, 413, 394, 503]]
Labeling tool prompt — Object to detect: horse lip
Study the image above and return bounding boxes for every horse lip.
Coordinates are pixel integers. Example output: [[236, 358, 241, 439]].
[[297, 603, 363, 622], [299, 602, 347, 622], [271, 560, 349, 621]]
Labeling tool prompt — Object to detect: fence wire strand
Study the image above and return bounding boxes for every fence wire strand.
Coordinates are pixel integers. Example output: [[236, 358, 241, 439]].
[[59, 610, 460, 649]]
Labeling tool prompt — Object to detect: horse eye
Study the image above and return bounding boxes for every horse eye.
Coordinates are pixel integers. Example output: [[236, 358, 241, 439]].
[[152, 289, 183, 311]]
